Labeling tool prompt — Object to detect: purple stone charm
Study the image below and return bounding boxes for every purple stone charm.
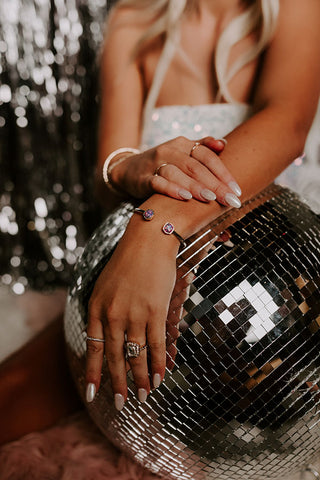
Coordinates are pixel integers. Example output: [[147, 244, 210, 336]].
[[162, 222, 175, 235], [142, 208, 154, 221]]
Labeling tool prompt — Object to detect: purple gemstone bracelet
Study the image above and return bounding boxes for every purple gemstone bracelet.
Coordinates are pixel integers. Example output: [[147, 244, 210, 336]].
[[133, 208, 186, 248]]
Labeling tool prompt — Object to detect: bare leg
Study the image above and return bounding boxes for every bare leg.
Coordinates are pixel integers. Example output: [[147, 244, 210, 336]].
[[0, 315, 82, 445]]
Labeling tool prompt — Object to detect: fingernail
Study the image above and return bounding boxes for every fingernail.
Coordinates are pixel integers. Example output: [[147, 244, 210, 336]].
[[138, 388, 148, 403], [228, 181, 242, 197], [218, 138, 228, 145], [86, 383, 96, 403], [201, 189, 216, 201], [153, 373, 161, 389], [225, 193, 242, 208], [114, 393, 124, 411], [179, 189, 192, 200]]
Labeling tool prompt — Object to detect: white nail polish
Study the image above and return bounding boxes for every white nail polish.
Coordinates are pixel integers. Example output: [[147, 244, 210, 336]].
[[228, 181, 242, 197], [138, 388, 148, 403], [218, 138, 228, 145], [225, 193, 242, 208], [201, 189, 216, 201], [114, 393, 124, 411], [153, 373, 161, 389], [179, 189, 192, 200], [86, 383, 96, 403]]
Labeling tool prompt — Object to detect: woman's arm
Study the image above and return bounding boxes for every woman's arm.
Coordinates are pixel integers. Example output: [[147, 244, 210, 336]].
[[86, 0, 320, 408], [95, 7, 239, 211], [135, 0, 320, 238]]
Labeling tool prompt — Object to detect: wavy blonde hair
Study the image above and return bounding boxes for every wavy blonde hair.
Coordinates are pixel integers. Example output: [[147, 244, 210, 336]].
[[112, 0, 279, 123]]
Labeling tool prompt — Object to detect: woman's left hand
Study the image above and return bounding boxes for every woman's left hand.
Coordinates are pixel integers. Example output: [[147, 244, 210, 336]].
[[85, 216, 179, 409]]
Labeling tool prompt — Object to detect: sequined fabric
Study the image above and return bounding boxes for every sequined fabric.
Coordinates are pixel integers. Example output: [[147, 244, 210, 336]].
[[0, 0, 109, 291], [65, 185, 320, 479], [141, 103, 252, 150]]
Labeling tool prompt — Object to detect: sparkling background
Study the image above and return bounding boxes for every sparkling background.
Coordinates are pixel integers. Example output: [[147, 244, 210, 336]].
[[0, 0, 113, 291]]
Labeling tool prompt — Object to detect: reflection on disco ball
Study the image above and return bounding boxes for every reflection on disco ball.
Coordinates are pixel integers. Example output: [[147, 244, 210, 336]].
[[64, 185, 320, 480]]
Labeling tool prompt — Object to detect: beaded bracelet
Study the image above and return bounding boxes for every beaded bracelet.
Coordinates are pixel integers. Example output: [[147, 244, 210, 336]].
[[133, 208, 187, 248], [102, 147, 140, 194]]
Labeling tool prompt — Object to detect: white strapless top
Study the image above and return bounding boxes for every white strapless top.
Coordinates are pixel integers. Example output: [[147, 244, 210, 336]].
[[141, 103, 252, 150]]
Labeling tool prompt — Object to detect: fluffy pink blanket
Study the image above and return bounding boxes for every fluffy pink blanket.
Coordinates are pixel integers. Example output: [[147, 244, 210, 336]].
[[0, 411, 159, 480]]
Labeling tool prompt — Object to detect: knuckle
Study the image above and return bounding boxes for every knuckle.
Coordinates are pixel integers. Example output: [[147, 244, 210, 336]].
[[86, 341, 104, 355], [155, 144, 169, 159], [105, 303, 120, 325], [185, 160, 199, 177], [106, 349, 121, 365], [176, 135, 187, 144], [148, 339, 165, 351], [146, 302, 163, 318], [88, 299, 102, 322], [149, 175, 159, 189]]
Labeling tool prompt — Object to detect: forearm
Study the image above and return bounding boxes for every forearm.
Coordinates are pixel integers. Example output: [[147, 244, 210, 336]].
[[136, 104, 310, 241]]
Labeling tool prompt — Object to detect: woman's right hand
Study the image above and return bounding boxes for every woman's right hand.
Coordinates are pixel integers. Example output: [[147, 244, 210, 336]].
[[108, 136, 242, 208]]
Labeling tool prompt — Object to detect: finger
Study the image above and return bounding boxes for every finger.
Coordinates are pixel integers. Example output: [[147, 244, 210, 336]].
[[85, 308, 105, 404], [125, 324, 150, 402], [191, 143, 235, 187], [103, 324, 127, 411], [189, 145, 242, 207], [200, 138, 242, 197], [151, 162, 217, 203], [149, 171, 193, 200], [200, 136, 227, 154], [147, 317, 166, 392]]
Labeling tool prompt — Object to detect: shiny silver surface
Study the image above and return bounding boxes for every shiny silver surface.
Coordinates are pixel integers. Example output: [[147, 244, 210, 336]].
[[64, 185, 320, 479]]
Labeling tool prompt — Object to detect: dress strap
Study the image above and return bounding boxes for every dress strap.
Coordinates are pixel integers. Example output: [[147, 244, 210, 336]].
[[141, 0, 186, 133]]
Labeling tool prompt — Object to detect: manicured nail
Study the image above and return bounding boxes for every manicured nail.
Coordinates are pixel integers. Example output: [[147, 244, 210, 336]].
[[138, 388, 148, 403], [114, 393, 124, 411], [201, 189, 216, 201], [153, 373, 161, 389], [225, 193, 241, 208], [228, 181, 242, 197], [179, 189, 192, 200], [218, 138, 228, 146], [86, 383, 96, 403]]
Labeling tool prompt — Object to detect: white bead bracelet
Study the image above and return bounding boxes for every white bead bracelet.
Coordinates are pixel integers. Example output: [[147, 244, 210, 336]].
[[102, 147, 141, 193]]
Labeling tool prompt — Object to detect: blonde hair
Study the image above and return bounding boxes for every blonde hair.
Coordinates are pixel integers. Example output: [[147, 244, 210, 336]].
[[112, 0, 279, 124]]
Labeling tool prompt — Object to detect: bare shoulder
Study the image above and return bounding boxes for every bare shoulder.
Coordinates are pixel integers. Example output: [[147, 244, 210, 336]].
[[276, 0, 320, 35], [255, 0, 320, 110]]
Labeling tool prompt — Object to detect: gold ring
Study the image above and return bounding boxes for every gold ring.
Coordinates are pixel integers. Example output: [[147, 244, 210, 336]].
[[153, 163, 168, 176], [190, 141, 201, 156]]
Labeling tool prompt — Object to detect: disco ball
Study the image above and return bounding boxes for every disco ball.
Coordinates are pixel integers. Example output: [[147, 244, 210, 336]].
[[64, 185, 320, 480]]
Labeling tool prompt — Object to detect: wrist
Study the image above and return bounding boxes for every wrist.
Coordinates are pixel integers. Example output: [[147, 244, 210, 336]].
[[138, 194, 226, 241], [125, 212, 181, 256], [102, 147, 140, 195]]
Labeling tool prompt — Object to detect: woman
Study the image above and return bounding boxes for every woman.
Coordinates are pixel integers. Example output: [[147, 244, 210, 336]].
[[86, 0, 320, 412]]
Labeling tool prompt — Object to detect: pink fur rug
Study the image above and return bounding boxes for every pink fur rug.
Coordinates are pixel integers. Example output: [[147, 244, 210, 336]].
[[0, 411, 159, 480]]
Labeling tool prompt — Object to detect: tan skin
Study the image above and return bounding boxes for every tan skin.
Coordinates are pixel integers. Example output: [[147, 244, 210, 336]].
[[87, 0, 320, 410]]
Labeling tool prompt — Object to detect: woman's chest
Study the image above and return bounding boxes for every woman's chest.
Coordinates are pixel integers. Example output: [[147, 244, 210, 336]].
[[141, 19, 261, 106]]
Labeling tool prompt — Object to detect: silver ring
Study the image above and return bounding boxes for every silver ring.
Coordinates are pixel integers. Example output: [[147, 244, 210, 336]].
[[125, 341, 147, 359], [153, 163, 168, 176], [190, 141, 201, 156], [86, 336, 105, 343]]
